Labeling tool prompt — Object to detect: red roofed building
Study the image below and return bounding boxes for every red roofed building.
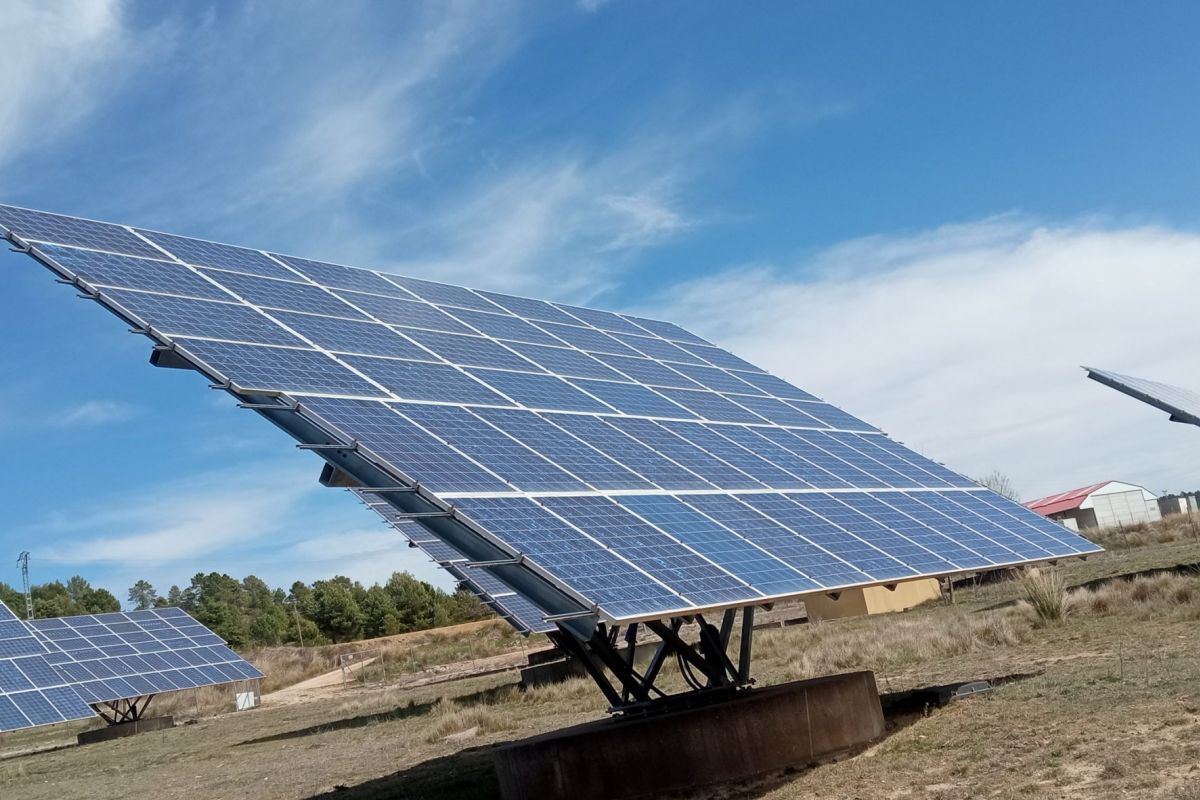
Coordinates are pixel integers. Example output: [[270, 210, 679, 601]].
[[1025, 481, 1161, 531]]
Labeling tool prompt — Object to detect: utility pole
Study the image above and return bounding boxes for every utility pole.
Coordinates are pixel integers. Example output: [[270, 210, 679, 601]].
[[17, 551, 33, 620], [288, 597, 304, 647]]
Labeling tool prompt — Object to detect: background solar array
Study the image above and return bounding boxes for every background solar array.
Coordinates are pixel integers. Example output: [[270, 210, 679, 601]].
[[0, 600, 262, 733], [1086, 367, 1200, 428], [28, 607, 264, 705], [0, 205, 1102, 628], [0, 602, 95, 732]]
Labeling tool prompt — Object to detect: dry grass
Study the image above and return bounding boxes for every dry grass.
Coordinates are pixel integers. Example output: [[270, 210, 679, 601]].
[[1089, 513, 1200, 550], [1020, 567, 1068, 623], [1069, 570, 1200, 620]]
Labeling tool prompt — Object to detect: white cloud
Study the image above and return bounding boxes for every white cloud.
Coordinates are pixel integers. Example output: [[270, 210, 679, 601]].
[[57, 400, 139, 427], [0, 1, 164, 172], [35, 464, 317, 565], [642, 217, 1200, 499]]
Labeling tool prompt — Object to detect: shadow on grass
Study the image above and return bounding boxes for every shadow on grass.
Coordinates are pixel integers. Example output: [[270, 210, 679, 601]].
[[238, 700, 437, 746], [238, 684, 520, 747], [306, 745, 501, 800]]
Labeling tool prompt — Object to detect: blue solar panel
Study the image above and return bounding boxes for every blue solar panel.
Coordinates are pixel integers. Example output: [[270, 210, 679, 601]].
[[0, 206, 163, 258], [592, 353, 701, 389], [302, 398, 511, 493], [474, 408, 654, 490], [654, 388, 765, 423], [613, 333, 708, 365], [384, 275, 500, 311], [2, 203, 1105, 630], [343, 356, 510, 405], [468, 368, 612, 412], [454, 497, 684, 618], [1086, 367, 1200, 428], [535, 322, 643, 357], [0, 602, 95, 732], [617, 495, 820, 595], [105, 290, 303, 345], [28, 607, 263, 706], [505, 343, 627, 381], [605, 418, 765, 489], [542, 414, 713, 490], [204, 270, 368, 318], [476, 291, 580, 325], [273, 254, 412, 297], [401, 329, 539, 371], [137, 230, 295, 279], [395, 404, 589, 492], [37, 244, 232, 300], [443, 308, 563, 345], [334, 291, 477, 333], [659, 422, 806, 488], [177, 339, 388, 396], [270, 312, 432, 359], [569, 379, 695, 419], [540, 496, 759, 607]]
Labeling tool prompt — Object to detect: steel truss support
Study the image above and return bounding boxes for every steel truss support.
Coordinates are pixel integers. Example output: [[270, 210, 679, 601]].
[[557, 606, 759, 714], [92, 694, 156, 726]]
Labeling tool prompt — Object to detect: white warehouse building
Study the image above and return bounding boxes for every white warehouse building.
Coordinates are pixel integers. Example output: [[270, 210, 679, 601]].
[[1025, 481, 1161, 531]]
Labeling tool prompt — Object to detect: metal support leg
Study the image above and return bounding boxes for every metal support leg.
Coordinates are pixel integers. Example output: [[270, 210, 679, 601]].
[[738, 606, 755, 684], [641, 618, 681, 690], [556, 628, 623, 708], [697, 618, 739, 687], [719, 608, 736, 650], [588, 625, 652, 704], [646, 619, 725, 686]]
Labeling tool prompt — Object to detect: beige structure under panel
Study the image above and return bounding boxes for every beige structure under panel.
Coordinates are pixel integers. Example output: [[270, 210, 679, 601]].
[[804, 577, 942, 620]]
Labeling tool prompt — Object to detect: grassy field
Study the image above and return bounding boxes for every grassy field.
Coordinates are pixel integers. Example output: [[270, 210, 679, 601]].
[[2, 529, 1199, 799]]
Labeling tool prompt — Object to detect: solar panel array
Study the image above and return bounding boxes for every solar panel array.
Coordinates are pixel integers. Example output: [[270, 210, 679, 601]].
[[1086, 367, 1200, 428], [28, 607, 264, 705], [0, 602, 95, 733], [0, 600, 262, 733], [0, 204, 1102, 632]]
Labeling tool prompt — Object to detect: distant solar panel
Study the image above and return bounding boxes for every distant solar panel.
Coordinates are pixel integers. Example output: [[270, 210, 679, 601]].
[[1085, 367, 1200, 428], [0, 204, 1101, 636], [27, 607, 263, 705], [0, 602, 95, 733]]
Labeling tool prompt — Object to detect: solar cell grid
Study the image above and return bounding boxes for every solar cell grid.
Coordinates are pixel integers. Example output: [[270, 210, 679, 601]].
[[618, 315, 711, 346], [104, 289, 303, 346], [535, 321, 643, 357], [402, 329, 541, 371], [476, 291, 580, 325], [505, 342, 626, 381], [442, 308, 562, 345], [467, 368, 612, 412], [38, 244, 231, 300], [343, 356, 510, 405], [335, 291, 476, 333], [0, 206, 163, 259], [542, 414, 713, 490], [675, 364, 765, 396], [568, 378, 695, 419], [274, 254, 413, 297], [383, 275, 500, 311], [613, 333, 708, 365], [138, 230, 294, 279], [270, 312, 432, 359], [177, 339, 388, 397], [204, 270, 368, 319]]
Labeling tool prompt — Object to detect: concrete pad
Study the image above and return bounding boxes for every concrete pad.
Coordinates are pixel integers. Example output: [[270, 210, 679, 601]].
[[495, 671, 884, 800]]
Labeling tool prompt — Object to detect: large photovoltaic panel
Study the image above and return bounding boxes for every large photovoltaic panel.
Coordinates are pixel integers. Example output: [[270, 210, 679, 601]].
[[1085, 367, 1200, 428], [0, 600, 263, 733], [0, 204, 1101, 633]]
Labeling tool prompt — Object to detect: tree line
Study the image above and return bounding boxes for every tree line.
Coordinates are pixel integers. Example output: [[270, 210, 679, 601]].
[[0, 572, 490, 649]]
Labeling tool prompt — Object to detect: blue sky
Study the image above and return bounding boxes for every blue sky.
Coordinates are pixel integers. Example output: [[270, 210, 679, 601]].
[[2, 1, 1199, 602]]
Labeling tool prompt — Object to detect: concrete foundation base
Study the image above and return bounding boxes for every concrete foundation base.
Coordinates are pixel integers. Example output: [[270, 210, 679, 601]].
[[495, 671, 883, 800], [78, 715, 173, 745]]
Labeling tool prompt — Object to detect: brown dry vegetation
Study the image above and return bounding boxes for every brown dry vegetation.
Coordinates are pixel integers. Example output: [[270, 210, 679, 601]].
[[2, 535, 1200, 799]]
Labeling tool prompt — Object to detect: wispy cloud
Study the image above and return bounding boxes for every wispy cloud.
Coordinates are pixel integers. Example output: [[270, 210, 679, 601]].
[[642, 216, 1200, 498], [0, 0, 170, 174], [34, 463, 318, 565], [57, 400, 140, 427]]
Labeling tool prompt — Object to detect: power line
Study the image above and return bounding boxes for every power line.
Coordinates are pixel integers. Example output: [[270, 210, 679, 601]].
[[16, 551, 33, 620]]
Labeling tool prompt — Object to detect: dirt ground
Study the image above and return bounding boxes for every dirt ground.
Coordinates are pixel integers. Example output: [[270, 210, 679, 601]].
[[1, 539, 1198, 800]]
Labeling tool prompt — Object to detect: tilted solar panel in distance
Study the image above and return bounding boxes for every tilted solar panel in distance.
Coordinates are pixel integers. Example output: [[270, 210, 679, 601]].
[[0, 204, 1102, 629], [0, 601, 95, 733], [354, 491, 555, 634], [27, 607, 264, 705], [1085, 367, 1200, 428]]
